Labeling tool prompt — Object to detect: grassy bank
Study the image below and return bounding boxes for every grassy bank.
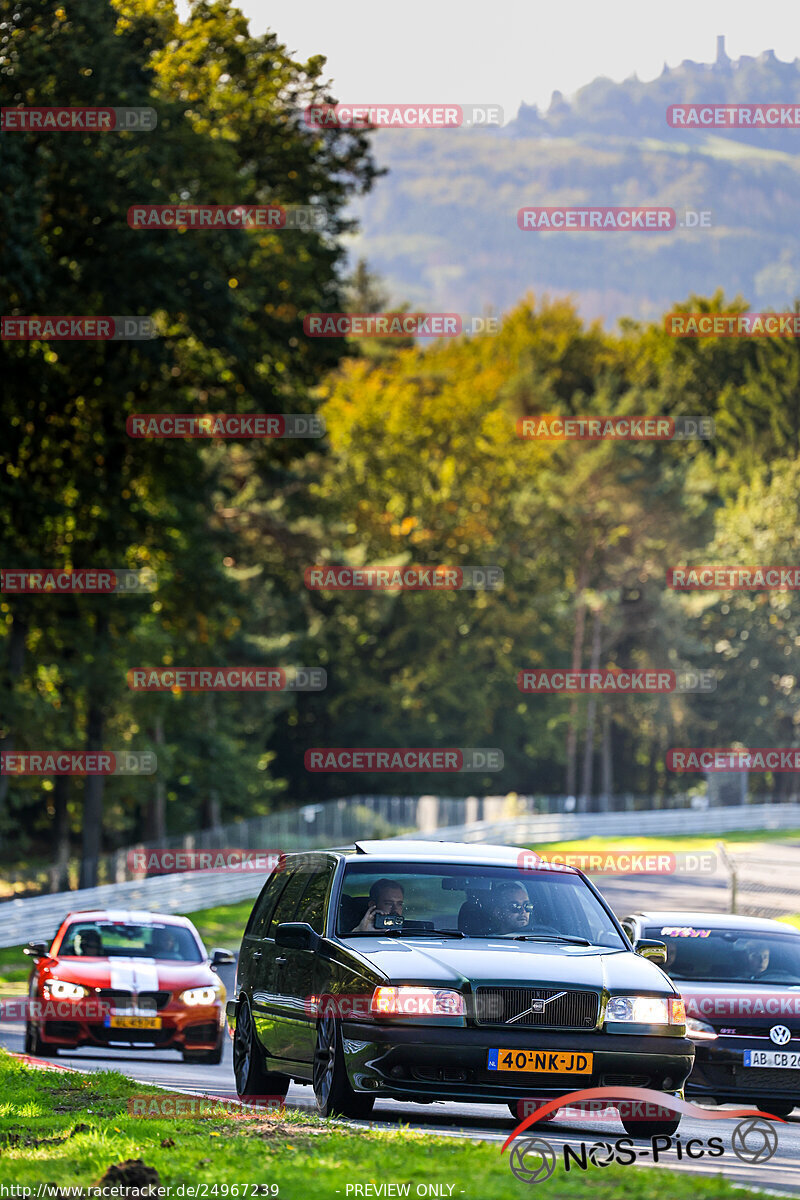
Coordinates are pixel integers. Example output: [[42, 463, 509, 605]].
[[529, 829, 800, 855], [0, 1052, 776, 1199]]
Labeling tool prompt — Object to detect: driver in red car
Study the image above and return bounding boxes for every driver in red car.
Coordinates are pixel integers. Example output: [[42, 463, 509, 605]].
[[74, 928, 103, 956], [150, 927, 181, 959]]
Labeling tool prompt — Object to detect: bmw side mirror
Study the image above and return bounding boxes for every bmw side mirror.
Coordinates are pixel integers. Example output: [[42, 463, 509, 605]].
[[275, 922, 319, 950], [210, 948, 235, 967], [635, 939, 668, 963], [23, 942, 49, 959]]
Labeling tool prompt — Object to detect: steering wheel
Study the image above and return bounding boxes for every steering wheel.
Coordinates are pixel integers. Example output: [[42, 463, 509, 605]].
[[530, 924, 564, 937]]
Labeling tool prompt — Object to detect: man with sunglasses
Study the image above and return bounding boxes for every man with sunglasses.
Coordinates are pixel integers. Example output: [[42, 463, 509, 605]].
[[486, 881, 534, 933]]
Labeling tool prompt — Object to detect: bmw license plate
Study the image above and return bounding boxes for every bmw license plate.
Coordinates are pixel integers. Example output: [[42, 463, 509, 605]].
[[105, 1016, 162, 1029], [488, 1049, 592, 1073], [743, 1050, 800, 1068]]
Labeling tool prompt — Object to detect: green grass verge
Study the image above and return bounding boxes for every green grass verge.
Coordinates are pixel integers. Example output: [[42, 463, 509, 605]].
[[528, 829, 800, 855], [0, 945, 31, 992], [0, 1051, 775, 1198], [188, 898, 254, 954]]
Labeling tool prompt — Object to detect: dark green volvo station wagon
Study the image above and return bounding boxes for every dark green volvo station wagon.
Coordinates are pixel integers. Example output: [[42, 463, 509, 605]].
[[228, 841, 693, 1136]]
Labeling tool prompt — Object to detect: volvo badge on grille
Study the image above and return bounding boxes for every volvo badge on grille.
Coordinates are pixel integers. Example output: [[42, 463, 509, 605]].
[[507, 991, 567, 1024]]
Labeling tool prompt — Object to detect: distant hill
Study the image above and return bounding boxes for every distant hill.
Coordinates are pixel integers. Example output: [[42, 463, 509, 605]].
[[346, 39, 800, 325]]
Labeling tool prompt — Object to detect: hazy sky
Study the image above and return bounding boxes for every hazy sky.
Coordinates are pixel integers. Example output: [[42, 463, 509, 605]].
[[178, 0, 800, 120]]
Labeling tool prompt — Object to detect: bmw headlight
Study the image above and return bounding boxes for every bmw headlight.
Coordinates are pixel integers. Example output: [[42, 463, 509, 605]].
[[180, 986, 221, 1006], [686, 1016, 718, 1040], [606, 995, 685, 1025], [43, 980, 88, 1001]]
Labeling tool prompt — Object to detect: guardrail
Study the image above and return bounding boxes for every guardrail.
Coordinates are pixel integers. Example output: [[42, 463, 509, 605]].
[[404, 801, 800, 845], [2, 800, 799, 948], [0, 788, 751, 898]]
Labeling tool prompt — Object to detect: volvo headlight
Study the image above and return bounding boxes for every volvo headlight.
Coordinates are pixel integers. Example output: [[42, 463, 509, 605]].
[[606, 995, 685, 1025], [43, 980, 88, 1001], [180, 986, 221, 1006], [370, 986, 465, 1017]]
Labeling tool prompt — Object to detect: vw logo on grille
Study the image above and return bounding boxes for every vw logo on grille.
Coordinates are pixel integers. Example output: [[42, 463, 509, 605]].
[[770, 1024, 792, 1046]]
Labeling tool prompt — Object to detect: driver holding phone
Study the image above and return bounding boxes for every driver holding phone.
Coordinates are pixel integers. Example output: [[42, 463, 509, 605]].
[[351, 879, 405, 932]]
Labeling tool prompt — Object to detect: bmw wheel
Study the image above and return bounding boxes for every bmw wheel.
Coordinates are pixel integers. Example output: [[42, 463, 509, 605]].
[[24, 1022, 59, 1056], [184, 1029, 225, 1065]]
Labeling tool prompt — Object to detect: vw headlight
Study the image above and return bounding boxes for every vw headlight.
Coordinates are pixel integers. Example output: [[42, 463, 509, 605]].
[[686, 1016, 718, 1040], [606, 995, 685, 1025], [43, 980, 88, 1001], [180, 986, 221, 1006]]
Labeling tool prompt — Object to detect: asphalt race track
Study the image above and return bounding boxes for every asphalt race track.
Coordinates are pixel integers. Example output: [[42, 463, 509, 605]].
[[3, 959, 799, 1198]]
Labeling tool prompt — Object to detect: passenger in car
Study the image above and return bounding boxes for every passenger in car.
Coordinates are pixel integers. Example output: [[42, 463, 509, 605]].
[[485, 882, 534, 934]]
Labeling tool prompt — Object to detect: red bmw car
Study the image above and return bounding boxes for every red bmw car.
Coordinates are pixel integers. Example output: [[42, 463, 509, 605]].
[[23, 909, 234, 1062]]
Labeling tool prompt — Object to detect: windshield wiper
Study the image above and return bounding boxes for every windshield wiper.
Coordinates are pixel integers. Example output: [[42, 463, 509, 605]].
[[508, 934, 592, 945]]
